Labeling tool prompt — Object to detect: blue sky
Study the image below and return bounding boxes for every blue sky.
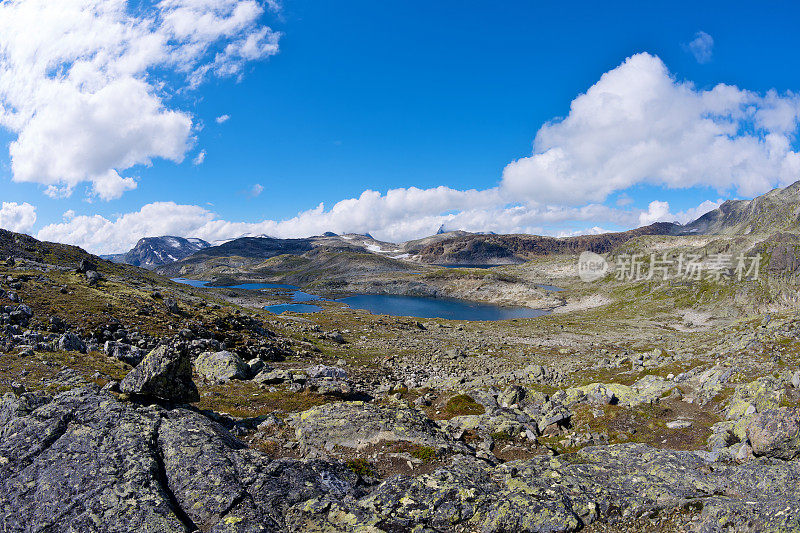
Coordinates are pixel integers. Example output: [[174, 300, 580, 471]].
[[1, 0, 800, 253]]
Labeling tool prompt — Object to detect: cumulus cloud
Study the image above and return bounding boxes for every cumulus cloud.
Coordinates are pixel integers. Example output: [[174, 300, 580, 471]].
[[37, 201, 214, 253], [685, 31, 714, 64], [638, 199, 722, 226], [501, 53, 800, 205], [193, 149, 207, 165], [249, 183, 264, 197], [556, 226, 611, 238], [0, 201, 37, 233], [0, 0, 279, 200], [638, 200, 673, 226], [215, 114, 231, 124]]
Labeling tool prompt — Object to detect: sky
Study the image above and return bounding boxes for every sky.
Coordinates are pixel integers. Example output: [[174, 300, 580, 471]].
[[1, 0, 800, 254]]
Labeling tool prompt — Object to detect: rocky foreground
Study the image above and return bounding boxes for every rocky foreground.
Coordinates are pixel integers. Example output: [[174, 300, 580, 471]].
[[3, 342, 800, 532], [3, 230, 800, 531]]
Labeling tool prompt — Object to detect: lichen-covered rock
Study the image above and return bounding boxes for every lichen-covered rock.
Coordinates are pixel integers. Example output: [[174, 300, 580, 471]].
[[194, 350, 249, 381], [3, 388, 800, 532], [0, 391, 50, 427], [564, 375, 674, 408], [498, 384, 525, 407], [0, 388, 363, 533], [120, 345, 199, 402], [291, 401, 471, 456], [291, 443, 800, 532], [747, 407, 800, 459], [726, 376, 786, 420], [695, 365, 735, 400], [254, 368, 304, 384]]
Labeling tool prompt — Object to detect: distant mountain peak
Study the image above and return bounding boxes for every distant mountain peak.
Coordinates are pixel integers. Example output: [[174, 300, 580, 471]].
[[678, 180, 800, 236], [105, 236, 210, 269]]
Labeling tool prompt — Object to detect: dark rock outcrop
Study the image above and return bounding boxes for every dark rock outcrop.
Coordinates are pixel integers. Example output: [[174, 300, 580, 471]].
[[57, 332, 86, 353], [119, 345, 199, 403], [0, 388, 362, 532]]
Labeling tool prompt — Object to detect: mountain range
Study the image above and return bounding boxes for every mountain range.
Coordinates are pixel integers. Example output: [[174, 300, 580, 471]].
[[108, 181, 800, 272]]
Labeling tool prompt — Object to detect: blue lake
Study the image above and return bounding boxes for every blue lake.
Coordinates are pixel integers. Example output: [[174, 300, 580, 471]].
[[263, 303, 323, 314], [173, 278, 550, 320], [338, 294, 549, 321]]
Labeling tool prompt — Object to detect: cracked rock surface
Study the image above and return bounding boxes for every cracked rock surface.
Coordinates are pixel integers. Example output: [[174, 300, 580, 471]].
[[0, 388, 363, 533], [2, 388, 800, 532]]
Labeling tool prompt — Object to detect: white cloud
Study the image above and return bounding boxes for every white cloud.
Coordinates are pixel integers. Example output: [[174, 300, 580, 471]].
[[675, 199, 723, 224], [638, 200, 673, 226], [0, 0, 279, 200], [638, 198, 722, 226], [501, 53, 800, 205], [0, 201, 37, 233], [37, 201, 214, 253], [685, 31, 714, 64], [193, 149, 207, 165], [36, 186, 652, 254], [249, 183, 263, 197], [556, 226, 611, 238], [615, 193, 633, 207], [215, 114, 230, 124], [34, 52, 795, 254]]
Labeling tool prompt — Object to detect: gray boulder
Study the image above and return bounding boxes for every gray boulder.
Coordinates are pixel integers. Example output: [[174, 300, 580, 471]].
[[747, 407, 800, 460], [194, 350, 248, 381], [305, 364, 347, 379], [85, 270, 101, 285], [120, 345, 199, 402], [164, 298, 180, 314], [498, 385, 525, 407], [57, 333, 86, 353], [104, 341, 144, 366]]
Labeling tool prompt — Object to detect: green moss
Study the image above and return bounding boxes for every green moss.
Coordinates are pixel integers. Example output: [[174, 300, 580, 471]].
[[345, 458, 374, 478], [490, 431, 514, 441], [444, 394, 485, 416], [196, 382, 331, 417], [409, 445, 438, 462]]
